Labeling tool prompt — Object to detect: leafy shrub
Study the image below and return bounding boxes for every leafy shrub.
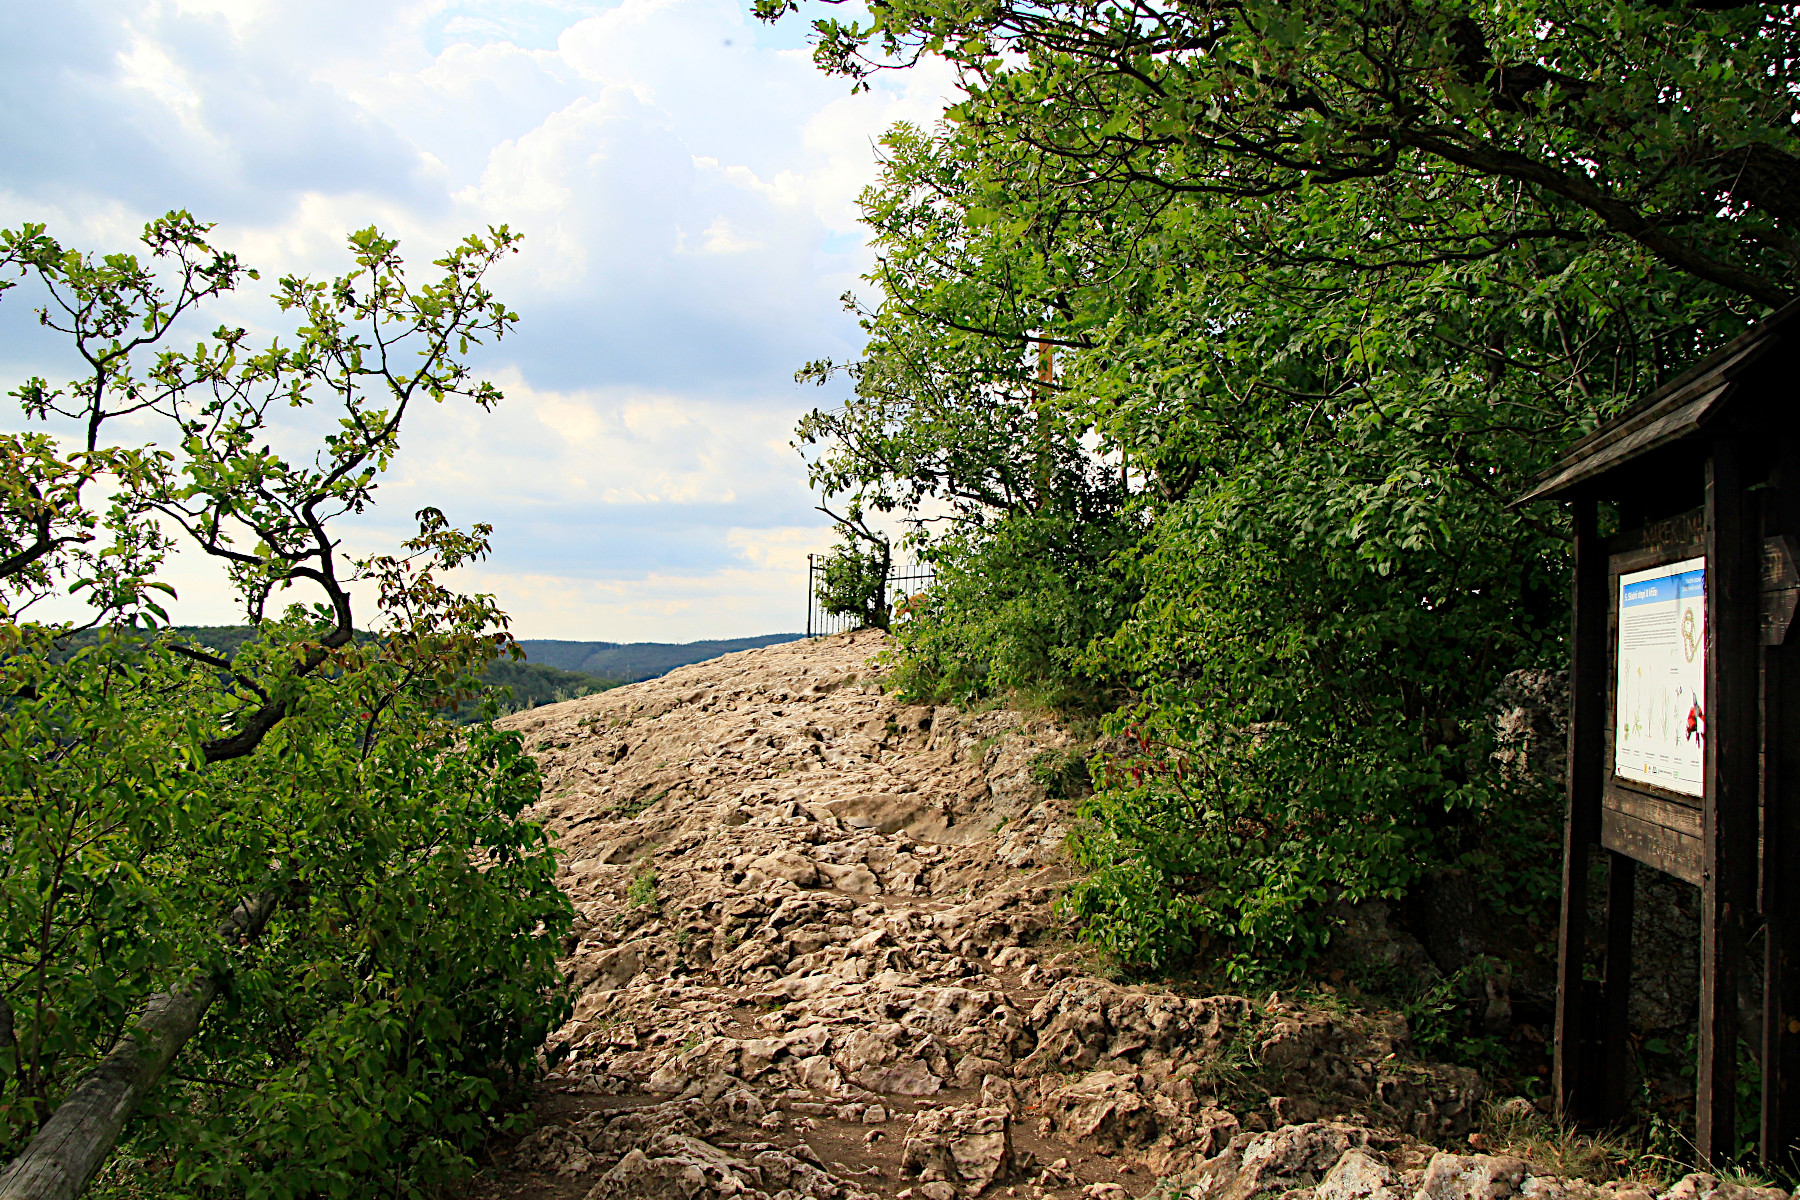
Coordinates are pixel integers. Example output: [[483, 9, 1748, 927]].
[[882, 508, 1137, 711], [128, 679, 571, 1196], [1029, 746, 1092, 801], [791, 104, 1750, 974], [0, 214, 572, 1193], [814, 540, 891, 629]]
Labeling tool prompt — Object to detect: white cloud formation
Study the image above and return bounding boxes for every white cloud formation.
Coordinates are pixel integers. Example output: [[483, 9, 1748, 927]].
[[0, 0, 959, 639]]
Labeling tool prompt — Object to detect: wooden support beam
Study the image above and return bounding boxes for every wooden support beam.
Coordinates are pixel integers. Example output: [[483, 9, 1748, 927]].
[[1556, 495, 1608, 1123], [1698, 439, 1759, 1164], [1765, 623, 1800, 1167], [1601, 851, 1638, 1122], [1764, 442, 1800, 1169]]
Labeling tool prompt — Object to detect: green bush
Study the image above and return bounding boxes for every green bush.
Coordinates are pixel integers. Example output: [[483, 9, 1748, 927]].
[[0, 214, 572, 1193], [789, 24, 1777, 971], [883, 508, 1137, 711], [814, 540, 892, 630], [129, 680, 571, 1196]]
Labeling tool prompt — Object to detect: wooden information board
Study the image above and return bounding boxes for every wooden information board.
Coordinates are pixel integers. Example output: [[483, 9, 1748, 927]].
[[1516, 297, 1800, 1168]]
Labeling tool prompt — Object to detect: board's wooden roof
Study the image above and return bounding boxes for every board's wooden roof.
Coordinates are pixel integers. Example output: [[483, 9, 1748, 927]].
[[1517, 297, 1800, 505]]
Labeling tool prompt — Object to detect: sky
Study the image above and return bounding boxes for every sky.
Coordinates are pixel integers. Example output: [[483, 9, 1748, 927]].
[[0, 0, 958, 640]]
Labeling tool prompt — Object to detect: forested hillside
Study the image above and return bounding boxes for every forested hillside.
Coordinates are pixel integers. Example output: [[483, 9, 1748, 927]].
[[519, 634, 803, 682], [163, 626, 620, 716]]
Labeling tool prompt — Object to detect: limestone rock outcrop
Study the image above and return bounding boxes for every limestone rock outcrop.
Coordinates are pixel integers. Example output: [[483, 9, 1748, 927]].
[[469, 632, 1789, 1200]]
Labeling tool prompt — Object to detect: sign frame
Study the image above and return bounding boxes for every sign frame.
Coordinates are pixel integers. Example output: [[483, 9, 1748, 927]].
[[1601, 534, 1708, 885]]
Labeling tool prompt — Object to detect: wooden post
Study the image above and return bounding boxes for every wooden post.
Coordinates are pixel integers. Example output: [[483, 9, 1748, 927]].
[[1556, 494, 1608, 1122], [1601, 851, 1638, 1121], [1765, 443, 1800, 1168], [1698, 439, 1759, 1163]]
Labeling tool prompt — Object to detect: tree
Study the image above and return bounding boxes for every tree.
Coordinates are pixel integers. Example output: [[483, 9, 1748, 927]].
[[0, 215, 571, 1195], [776, 0, 1794, 971], [768, 0, 1799, 306]]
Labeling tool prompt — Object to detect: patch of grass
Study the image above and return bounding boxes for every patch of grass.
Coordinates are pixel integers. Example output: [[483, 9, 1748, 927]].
[[1181, 1013, 1272, 1106], [627, 859, 660, 912], [603, 786, 671, 821], [1480, 1099, 1668, 1186], [1029, 746, 1092, 800], [969, 732, 1007, 764]]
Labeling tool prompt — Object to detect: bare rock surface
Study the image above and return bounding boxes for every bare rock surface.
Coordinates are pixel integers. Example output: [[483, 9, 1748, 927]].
[[468, 632, 1787, 1200]]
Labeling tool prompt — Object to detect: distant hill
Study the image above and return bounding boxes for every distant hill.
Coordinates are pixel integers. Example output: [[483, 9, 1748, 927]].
[[517, 634, 805, 683], [147, 626, 619, 720], [52, 625, 800, 712], [468, 658, 620, 719]]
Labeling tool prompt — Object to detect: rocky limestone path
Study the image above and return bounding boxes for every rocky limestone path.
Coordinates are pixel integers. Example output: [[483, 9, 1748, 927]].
[[470, 632, 1782, 1200]]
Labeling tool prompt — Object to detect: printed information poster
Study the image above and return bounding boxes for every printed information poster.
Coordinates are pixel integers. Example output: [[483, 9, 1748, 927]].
[[1614, 556, 1706, 796]]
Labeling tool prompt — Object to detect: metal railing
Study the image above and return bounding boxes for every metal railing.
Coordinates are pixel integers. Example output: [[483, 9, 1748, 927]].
[[805, 556, 937, 637]]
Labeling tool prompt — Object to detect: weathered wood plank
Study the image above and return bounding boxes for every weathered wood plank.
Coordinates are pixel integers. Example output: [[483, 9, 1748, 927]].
[[1763, 634, 1800, 1168], [1556, 496, 1610, 1125], [1601, 852, 1638, 1121], [1763, 449, 1800, 1169], [1604, 506, 1705, 557], [1763, 587, 1798, 646], [1698, 438, 1759, 1165], [1609, 538, 1706, 579], [1601, 804, 1703, 886], [1603, 784, 1703, 839], [1765, 534, 1799, 591]]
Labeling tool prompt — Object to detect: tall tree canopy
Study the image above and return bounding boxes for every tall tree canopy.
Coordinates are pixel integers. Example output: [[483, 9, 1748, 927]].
[[783, 0, 1795, 974]]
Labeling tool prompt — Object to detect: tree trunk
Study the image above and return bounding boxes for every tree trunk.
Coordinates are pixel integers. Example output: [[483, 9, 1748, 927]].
[[0, 892, 278, 1200]]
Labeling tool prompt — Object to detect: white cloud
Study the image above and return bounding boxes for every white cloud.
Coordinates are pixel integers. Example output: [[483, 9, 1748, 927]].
[[698, 215, 761, 254], [0, 0, 960, 640]]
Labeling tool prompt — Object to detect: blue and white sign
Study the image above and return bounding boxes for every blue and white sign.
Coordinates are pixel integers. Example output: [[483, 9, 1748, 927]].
[[1615, 556, 1706, 796]]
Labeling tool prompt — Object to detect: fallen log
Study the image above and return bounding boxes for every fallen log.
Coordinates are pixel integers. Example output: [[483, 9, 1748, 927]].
[[0, 891, 280, 1200]]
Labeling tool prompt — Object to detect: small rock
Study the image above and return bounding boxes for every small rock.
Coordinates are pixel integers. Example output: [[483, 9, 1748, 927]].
[[510, 1125, 594, 1176], [1271, 1095, 1324, 1124], [1493, 1097, 1536, 1126], [981, 1075, 1022, 1116], [902, 1106, 1013, 1195], [854, 1059, 944, 1096], [750, 849, 820, 887], [1663, 1176, 1790, 1200], [1415, 1152, 1529, 1200], [720, 1086, 766, 1125], [1318, 1149, 1399, 1200]]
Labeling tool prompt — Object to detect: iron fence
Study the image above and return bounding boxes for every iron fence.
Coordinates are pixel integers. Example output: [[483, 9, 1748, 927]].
[[805, 556, 937, 637]]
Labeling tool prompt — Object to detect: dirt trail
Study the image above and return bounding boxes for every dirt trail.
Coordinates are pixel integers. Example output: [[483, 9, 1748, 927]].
[[470, 631, 1489, 1200]]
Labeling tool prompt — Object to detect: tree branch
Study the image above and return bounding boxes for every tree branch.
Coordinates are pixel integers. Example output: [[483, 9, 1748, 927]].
[[0, 892, 280, 1200]]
